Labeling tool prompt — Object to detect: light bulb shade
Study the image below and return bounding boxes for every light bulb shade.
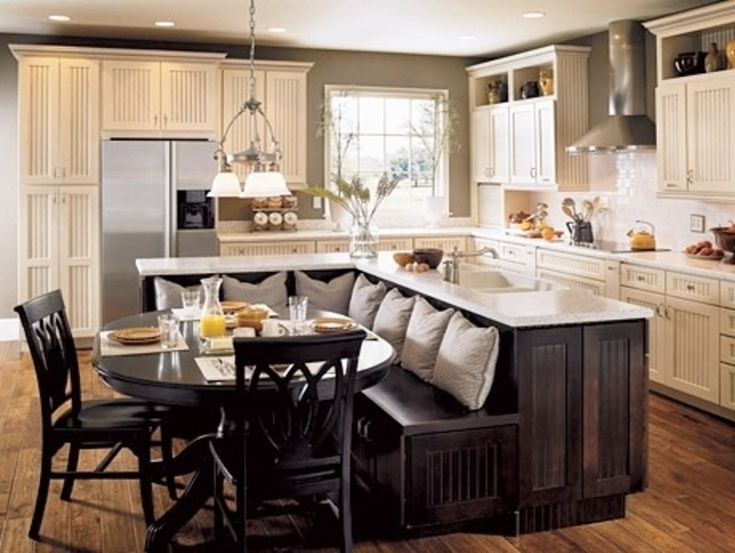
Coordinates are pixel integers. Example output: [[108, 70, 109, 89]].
[[207, 171, 242, 197], [240, 171, 290, 198]]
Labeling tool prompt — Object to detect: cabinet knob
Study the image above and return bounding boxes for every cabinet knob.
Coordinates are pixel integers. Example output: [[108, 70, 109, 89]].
[[637, 275, 645, 281], [163, 114, 168, 127], [153, 115, 158, 125], [686, 283, 695, 292]]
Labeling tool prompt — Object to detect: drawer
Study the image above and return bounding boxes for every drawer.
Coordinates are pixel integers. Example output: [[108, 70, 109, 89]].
[[500, 243, 533, 267], [537, 268, 607, 296], [315, 240, 350, 254], [536, 249, 607, 281], [220, 241, 316, 256], [620, 264, 666, 293], [414, 236, 467, 252], [721, 281, 735, 309], [471, 238, 500, 265], [722, 336, 735, 365], [721, 308, 735, 338], [666, 271, 719, 305], [378, 237, 413, 252], [721, 363, 735, 411]]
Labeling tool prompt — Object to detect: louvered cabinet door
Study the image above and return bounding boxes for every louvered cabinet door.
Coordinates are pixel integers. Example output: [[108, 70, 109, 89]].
[[686, 78, 735, 194], [656, 84, 687, 192], [102, 60, 161, 131], [664, 296, 720, 402], [57, 187, 100, 336], [221, 68, 266, 182], [160, 62, 218, 132], [18, 57, 60, 184], [619, 287, 665, 384], [265, 71, 307, 184], [58, 58, 100, 184], [18, 187, 59, 303]]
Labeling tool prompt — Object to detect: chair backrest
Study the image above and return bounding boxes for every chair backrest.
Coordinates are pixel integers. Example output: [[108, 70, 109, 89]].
[[14, 290, 81, 430], [233, 330, 365, 464]]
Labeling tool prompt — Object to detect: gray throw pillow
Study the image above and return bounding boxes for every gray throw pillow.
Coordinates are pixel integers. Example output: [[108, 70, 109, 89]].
[[372, 288, 415, 358], [222, 272, 288, 311], [154, 277, 205, 310], [432, 312, 500, 411], [400, 297, 453, 382], [348, 274, 387, 329], [294, 271, 355, 315]]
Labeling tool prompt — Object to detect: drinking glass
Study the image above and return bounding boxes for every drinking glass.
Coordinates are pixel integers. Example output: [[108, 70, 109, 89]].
[[158, 313, 180, 349], [181, 289, 201, 317], [288, 296, 308, 334]]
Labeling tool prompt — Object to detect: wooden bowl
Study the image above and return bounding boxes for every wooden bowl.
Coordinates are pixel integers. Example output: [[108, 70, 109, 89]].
[[393, 252, 415, 267], [412, 248, 444, 269]]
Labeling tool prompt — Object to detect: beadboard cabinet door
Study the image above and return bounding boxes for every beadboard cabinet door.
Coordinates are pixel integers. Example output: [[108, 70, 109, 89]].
[[20, 57, 99, 185], [534, 99, 556, 186], [160, 62, 218, 132], [664, 296, 720, 402], [102, 60, 161, 131], [18, 187, 59, 302], [619, 287, 665, 384], [656, 84, 687, 192], [264, 71, 307, 185], [221, 68, 266, 183], [471, 107, 491, 182], [686, 77, 735, 194]]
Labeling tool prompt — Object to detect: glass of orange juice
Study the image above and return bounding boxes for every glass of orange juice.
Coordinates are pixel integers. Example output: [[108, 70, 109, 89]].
[[199, 276, 226, 339]]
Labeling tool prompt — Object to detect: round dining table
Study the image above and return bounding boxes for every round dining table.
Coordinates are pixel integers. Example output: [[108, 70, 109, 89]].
[[92, 310, 394, 552]]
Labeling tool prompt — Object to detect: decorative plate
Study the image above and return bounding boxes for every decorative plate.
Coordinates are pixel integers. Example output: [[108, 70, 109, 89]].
[[268, 212, 284, 225], [283, 211, 298, 226], [313, 317, 359, 333], [109, 327, 161, 345], [685, 253, 724, 261], [253, 212, 268, 226]]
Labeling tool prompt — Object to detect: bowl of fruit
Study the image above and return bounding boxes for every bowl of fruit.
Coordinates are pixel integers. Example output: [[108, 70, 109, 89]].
[[710, 224, 735, 263], [684, 239, 724, 262]]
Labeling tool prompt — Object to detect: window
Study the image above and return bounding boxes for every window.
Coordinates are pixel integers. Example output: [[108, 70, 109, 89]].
[[323, 85, 450, 217]]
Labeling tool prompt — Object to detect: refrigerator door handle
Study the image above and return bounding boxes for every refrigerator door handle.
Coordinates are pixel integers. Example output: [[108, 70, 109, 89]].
[[164, 145, 174, 258]]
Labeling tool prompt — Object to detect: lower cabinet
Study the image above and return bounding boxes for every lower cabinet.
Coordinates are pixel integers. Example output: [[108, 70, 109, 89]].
[[619, 287, 665, 384], [315, 240, 350, 253], [219, 241, 316, 256], [413, 236, 467, 253]]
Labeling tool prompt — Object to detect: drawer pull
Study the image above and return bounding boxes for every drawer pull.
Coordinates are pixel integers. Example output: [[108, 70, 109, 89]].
[[686, 284, 695, 292], [637, 275, 645, 282]]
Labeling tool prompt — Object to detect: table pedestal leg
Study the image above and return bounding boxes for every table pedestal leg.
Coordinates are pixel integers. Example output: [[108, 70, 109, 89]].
[[145, 455, 214, 552]]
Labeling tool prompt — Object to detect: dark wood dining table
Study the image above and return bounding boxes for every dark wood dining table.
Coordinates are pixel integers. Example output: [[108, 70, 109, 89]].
[[92, 310, 394, 552]]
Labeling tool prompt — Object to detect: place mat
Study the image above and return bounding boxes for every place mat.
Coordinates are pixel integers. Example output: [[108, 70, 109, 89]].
[[196, 356, 238, 381], [171, 308, 202, 322], [99, 331, 188, 357]]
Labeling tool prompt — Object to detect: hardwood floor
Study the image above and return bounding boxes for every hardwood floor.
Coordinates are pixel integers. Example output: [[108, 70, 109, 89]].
[[1, 343, 735, 552]]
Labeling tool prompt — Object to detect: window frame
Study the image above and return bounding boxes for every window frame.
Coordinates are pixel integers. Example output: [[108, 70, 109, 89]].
[[322, 84, 450, 221]]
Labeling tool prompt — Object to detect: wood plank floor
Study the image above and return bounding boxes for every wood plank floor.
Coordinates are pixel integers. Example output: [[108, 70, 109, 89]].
[[1, 343, 735, 552]]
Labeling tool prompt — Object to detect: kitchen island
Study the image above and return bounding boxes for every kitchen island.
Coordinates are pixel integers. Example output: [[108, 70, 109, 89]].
[[136, 252, 651, 536]]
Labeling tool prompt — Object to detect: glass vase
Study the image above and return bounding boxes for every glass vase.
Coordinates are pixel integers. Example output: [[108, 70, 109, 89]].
[[350, 220, 379, 258]]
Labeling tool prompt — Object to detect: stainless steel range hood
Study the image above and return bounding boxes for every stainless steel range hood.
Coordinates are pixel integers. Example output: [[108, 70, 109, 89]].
[[567, 20, 655, 154]]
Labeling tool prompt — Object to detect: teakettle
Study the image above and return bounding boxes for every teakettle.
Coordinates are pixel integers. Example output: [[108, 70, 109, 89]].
[[627, 220, 656, 251]]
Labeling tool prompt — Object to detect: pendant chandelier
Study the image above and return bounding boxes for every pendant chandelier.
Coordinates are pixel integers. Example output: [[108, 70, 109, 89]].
[[208, 0, 290, 198]]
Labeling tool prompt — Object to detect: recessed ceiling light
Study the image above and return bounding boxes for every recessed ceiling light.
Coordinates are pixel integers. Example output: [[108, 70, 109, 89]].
[[267, 27, 287, 33], [154, 21, 175, 28], [458, 35, 477, 41], [48, 15, 71, 22], [522, 11, 546, 19]]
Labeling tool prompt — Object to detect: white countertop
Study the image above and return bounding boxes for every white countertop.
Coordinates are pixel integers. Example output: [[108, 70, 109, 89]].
[[136, 252, 652, 328], [219, 225, 735, 281]]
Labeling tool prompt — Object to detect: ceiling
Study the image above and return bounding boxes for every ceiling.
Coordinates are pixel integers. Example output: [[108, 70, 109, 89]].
[[0, 0, 717, 57]]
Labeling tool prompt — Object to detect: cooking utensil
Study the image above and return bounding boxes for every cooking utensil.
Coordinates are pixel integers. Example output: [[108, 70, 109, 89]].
[[562, 204, 576, 220], [581, 200, 594, 222], [626, 220, 657, 251]]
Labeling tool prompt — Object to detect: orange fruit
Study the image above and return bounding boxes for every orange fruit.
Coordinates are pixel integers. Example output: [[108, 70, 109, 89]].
[[541, 227, 556, 241]]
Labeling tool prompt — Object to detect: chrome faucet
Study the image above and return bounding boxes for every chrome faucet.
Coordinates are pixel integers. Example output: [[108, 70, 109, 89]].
[[442, 246, 499, 284]]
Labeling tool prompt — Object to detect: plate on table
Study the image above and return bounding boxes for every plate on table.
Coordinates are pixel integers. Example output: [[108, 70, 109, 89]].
[[685, 253, 724, 261], [109, 327, 161, 345], [313, 317, 359, 333], [221, 301, 250, 314]]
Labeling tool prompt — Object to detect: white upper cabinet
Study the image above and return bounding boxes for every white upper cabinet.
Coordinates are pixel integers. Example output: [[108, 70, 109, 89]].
[[221, 63, 311, 186], [18, 56, 99, 185], [534, 99, 556, 185], [489, 105, 510, 183], [471, 107, 491, 182], [656, 84, 687, 192], [102, 59, 219, 135], [509, 99, 555, 188]]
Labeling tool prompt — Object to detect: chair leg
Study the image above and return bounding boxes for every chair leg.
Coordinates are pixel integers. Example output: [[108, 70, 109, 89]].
[[213, 465, 223, 542], [28, 451, 52, 540], [159, 422, 177, 500], [338, 473, 353, 553], [137, 441, 155, 526], [60, 443, 80, 501]]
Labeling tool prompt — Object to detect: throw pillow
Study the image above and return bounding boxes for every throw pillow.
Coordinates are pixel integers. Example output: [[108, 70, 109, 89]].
[[432, 312, 500, 411], [372, 288, 415, 357], [400, 297, 453, 382], [348, 274, 387, 329], [294, 271, 355, 315], [154, 277, 205, 310], [222, 272, 288, 311]]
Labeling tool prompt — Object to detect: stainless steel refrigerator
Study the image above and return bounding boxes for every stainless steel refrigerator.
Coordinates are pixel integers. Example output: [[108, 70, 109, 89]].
[[101, 140, 218, 324]]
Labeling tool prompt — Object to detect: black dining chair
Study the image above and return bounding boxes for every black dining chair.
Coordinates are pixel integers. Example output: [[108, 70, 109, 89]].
[[210, 330, 366, 552], [15, 290, 174, 539]]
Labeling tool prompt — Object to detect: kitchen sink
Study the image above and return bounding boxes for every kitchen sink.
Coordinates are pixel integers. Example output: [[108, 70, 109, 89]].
[[456, 265, 561, 293]]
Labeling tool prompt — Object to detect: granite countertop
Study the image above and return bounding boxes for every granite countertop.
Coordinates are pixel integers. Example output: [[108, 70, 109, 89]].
[[136, 252, 652, 328]]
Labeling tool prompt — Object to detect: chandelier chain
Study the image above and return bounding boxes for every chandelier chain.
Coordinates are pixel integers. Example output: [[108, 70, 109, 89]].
[[248, 0, 257, 99]]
